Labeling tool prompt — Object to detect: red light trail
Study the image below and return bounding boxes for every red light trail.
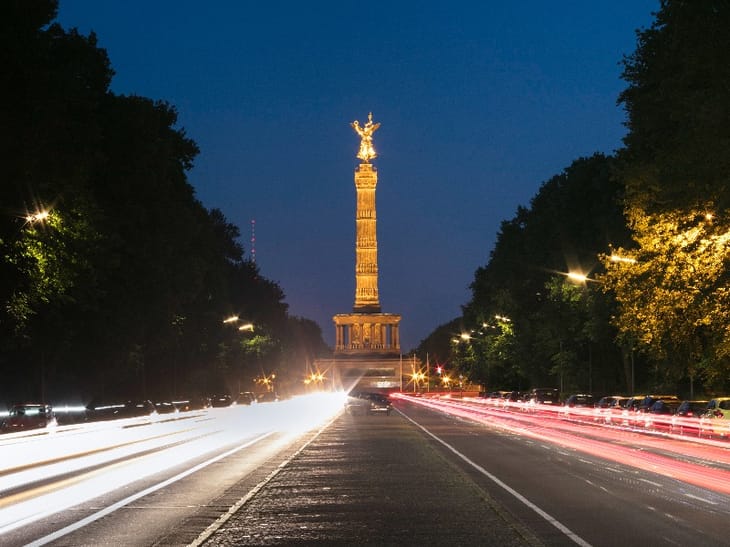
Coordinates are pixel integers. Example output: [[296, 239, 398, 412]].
[[396, 395, 730, 495]]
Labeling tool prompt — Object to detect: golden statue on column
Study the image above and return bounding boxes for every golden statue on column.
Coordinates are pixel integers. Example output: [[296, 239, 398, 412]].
[[351, 112, 380, 163], [315, 111, 402, 394]]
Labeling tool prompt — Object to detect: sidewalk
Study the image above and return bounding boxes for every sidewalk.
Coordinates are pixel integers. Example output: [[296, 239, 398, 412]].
[[197, 409, 534, 546]]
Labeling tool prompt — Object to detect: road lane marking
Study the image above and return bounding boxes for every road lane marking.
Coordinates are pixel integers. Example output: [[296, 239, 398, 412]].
[[24, 431, 277, 547], [684, 493, 718, 505], [399, 408, 593, 547]]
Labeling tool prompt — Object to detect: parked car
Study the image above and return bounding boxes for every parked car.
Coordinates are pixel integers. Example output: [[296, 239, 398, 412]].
[[564, 394, 594, 407], [530, 388, 560, 404], [256, 392, 279, 403], [594, 395, 630, 424], [154, 400, 178, 414], [670, 400, 708, 435], [500, 391, 522, 409], [235, 392, 256, 405], [526, 388, 559, 413], [85, 398, 156, 421], [639, 395, 680, 412], [561, 394, 595, 419], [210, 394, 233, 407], [345, 392, 393, 416], [1, 403, 57, 433], [85, 398, 126, 421], [620, 395, 647, 426], [124, 399, 157, 417], [700, 397, 730, 438], [482, 390, 510, 403], [642, 399, 680, 431], [174, 395, 211, 411]]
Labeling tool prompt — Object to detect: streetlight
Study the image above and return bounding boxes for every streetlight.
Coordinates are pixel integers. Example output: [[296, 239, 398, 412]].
[[223, 315, 254, 331], [442, 374, 451, 390], [567, 271, 588, 283], [25, 210, 49, 223], [223, 316, 255, 393], [563, 270, 600, 394], [566, 270, 604, 285], [256, 372, 276, 393], [410, 370, 426, 393], [304, 370, 326, 390], [610, 254, 636, 264]]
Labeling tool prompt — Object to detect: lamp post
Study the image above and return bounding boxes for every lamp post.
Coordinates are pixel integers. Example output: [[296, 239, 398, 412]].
[[23, 207, 51, 400], [566, 271, 599, 395], [605, 256, 638, 395], [223, 316, 255, 394], [410, 370, 425, 393]]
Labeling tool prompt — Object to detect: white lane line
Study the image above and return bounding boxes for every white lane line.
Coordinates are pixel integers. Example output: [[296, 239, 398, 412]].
[[188, 411, 342, 546], [25, 431, 277, 547], [399, 408, 592, 547], [684, 493, 718, 505]]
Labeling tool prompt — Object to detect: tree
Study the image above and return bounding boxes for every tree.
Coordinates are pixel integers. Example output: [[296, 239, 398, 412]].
[[608, 0, 730, 394], [461, 154, 630, 392], [600, 207, 730, 393], [0, 2, 313, 404], [414, 317, 461, 367], [1, 0, 115, 401], [449, 314, 516, 390], [619, 0, 730, 213]]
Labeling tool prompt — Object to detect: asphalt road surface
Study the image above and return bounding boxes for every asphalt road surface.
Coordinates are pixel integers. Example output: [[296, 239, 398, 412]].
[[196, 399, 730, 546], [10, 397, 730, 546], [193, 405, 533, 547]]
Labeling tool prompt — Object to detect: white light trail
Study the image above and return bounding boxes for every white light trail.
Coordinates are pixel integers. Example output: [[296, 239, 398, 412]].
[[0, 392, 346, 542]]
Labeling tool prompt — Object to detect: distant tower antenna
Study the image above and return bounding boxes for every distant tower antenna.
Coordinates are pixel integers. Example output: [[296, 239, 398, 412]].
[[250, 218, 256, 263]]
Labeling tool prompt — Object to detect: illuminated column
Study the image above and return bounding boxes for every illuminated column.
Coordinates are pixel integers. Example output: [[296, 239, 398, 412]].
[[353, 163, 381, 312], [336, 325, 343, 350]]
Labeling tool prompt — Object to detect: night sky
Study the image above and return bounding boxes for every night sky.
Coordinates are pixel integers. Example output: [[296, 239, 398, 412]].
[[55, 1, 658, 350]]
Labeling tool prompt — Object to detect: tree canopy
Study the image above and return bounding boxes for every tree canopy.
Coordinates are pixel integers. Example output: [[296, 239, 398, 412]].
[[604, 0, 730, 394], [1, 1, 328, 405], [446, 154, 631, 393], [618, 0, 730, 212], [429, 1, 730, 399]]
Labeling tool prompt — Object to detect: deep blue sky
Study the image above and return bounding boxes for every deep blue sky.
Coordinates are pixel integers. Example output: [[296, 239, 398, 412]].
[[56, 1, 658, 350]]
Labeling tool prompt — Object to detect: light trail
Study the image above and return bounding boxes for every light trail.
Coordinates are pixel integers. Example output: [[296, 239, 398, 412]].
[[397, 395, 730, 495], [0, 392, 346, 542], [25, 431, 277, 547]]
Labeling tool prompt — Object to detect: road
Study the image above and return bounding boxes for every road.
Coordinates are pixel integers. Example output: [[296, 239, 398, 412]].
[[2, 394, 729, 546], [391, 397, 730, 546], [0, 394, 345, 546]]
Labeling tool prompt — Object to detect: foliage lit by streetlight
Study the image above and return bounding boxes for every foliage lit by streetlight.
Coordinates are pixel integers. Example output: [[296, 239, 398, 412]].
[[600, 205, 730, 390]]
